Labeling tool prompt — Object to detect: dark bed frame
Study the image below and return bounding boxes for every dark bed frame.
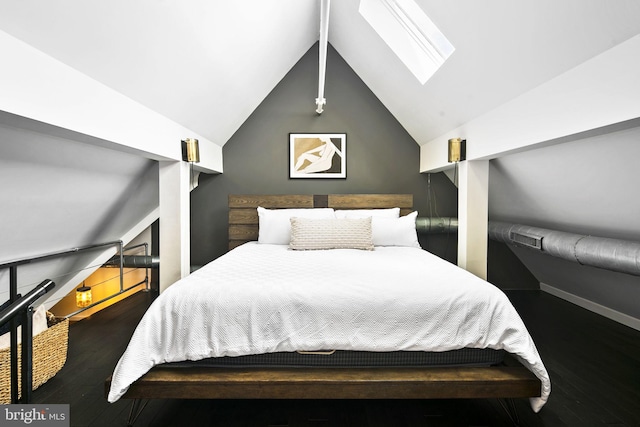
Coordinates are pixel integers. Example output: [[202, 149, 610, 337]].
[[105, 194, 541, 426]]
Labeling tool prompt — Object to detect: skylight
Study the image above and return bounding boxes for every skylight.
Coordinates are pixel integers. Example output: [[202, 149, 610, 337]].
[[359, 0, 454, 84]]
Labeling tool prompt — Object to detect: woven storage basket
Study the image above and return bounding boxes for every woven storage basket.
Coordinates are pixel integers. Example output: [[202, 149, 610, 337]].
[[0, 318, 69, 404]]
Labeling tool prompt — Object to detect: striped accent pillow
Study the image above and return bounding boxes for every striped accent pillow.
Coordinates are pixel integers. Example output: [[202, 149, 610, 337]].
[[289, 217, 374, 251]]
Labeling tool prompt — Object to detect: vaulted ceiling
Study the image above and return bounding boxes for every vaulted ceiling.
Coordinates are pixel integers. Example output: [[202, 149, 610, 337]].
[[2, 0, 639, 149], [2, 1, 640, 323]]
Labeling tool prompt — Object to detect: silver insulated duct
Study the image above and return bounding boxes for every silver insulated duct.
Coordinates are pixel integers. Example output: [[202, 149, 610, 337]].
[[103, 255, 160, 269], [415, 217, 458, 234], [489, 221, 640, 277]]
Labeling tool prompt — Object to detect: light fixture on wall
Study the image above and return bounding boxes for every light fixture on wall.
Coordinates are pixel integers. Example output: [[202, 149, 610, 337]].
[[448, 138, 466, 163], [181, 138, 200, 163], [76, 282, 92, 308]]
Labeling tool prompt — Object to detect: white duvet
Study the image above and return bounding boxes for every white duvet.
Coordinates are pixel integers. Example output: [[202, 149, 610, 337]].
[[108, 243, 550, 411]]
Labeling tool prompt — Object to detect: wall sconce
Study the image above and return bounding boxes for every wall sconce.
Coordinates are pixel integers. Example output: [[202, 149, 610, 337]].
[[181, 138, 200, 163], [76, 283, 92, 308], [448, 138, 466, 163]]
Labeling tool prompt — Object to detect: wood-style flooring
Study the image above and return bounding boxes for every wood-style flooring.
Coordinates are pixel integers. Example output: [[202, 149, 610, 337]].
[[30, 290, 640, 426]]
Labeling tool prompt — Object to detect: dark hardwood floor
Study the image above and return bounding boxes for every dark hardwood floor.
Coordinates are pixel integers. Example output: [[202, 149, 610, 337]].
[[30, 290, 640, 426]]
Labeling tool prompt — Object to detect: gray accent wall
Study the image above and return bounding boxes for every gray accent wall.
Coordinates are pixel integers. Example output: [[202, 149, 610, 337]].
[[190, 43, 458, 265]]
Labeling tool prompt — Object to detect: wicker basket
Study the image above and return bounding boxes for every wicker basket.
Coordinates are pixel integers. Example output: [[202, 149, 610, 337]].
[[0, 318, 69, 404]]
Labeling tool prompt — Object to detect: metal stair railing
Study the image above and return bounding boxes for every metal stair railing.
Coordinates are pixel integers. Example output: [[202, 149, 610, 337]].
[[0, 240, 151, 403], [0, 279, 55, 403]]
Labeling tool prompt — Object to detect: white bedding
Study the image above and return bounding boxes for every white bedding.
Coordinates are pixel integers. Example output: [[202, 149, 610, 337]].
[[108, 242, 550, 411]]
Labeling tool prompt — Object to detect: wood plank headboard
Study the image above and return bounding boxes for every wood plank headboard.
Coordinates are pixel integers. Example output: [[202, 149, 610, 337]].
[[228, 194, 413, 250]]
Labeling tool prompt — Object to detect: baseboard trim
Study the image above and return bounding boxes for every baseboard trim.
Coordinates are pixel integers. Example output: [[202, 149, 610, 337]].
[[540, 283, 640, 332]]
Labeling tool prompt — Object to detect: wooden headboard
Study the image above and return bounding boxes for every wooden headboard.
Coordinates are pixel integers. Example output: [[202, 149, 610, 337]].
[[228, 194, 413, 250]]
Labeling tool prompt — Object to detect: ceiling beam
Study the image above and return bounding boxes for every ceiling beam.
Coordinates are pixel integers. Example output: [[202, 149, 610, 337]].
[[316, 0, 331, 114], [419, 34, 640, 173], [0, 29, 223, 174]]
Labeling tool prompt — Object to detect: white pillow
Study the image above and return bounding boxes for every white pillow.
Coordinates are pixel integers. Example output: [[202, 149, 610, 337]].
[[372, 211, 420, 248], [257, 207, 335, 245], [334, 208, 400, 219], [289, 217, 374, 251]]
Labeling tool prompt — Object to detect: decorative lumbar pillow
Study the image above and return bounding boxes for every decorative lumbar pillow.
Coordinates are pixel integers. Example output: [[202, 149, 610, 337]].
[[289, 217, 374, 251], [257, 207, 335, 245], [334, 208, 400, 219], [372, 211, 421, 248]]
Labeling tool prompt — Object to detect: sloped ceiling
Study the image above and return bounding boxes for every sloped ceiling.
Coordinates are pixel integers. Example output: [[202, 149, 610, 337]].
[[2, 1, 640, 318], [0, 114, 159, 307], [488, 123, 640, 320], [1, 0, 639, 148]]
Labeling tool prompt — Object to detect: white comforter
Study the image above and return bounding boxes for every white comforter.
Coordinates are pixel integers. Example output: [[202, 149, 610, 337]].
[[108, 243, 550, 411]]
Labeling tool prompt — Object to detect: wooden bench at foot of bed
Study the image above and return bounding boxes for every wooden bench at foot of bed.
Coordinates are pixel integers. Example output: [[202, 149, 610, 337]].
[[106, 363, 541, 401]]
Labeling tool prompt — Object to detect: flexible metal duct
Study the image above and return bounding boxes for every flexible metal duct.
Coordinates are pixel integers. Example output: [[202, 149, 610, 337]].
[[488, 221, 640, 277], [103, 255, 159, 269], [415, 217, 458, 234]]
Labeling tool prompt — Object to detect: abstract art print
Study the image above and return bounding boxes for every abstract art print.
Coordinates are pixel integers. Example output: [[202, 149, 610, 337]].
[[289, 133, 346, 178]]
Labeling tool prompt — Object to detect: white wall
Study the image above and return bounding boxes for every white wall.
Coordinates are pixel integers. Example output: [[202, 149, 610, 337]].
[[489, 125, 640, 322], [419, 34, 640, 327], [0, 28, 224, 304], [0, 121, 159, 308]]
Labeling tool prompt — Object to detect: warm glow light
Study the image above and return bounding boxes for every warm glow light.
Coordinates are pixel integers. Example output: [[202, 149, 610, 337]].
[[448, 138, 466, 163], [181, 138, 200, 163], [76, 286, 92, 308]]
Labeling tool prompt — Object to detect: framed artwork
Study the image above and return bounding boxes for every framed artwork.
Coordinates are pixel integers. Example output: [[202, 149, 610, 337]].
[[289, 133, 346, 179]]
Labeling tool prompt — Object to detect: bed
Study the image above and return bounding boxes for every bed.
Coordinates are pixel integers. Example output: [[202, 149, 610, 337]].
[[105, 194, 550, 425]]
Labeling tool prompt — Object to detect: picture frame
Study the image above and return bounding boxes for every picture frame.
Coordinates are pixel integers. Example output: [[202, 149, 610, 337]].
[[289, 133, 346, 179]]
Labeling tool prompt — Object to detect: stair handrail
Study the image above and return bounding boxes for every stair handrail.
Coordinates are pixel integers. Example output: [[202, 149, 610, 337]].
[[0, 279, 55, 327], [0, 240, 123, 270], [0, 239, 154, 403], [1, 240, 123, 404], [0, 240, 125, 318]]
